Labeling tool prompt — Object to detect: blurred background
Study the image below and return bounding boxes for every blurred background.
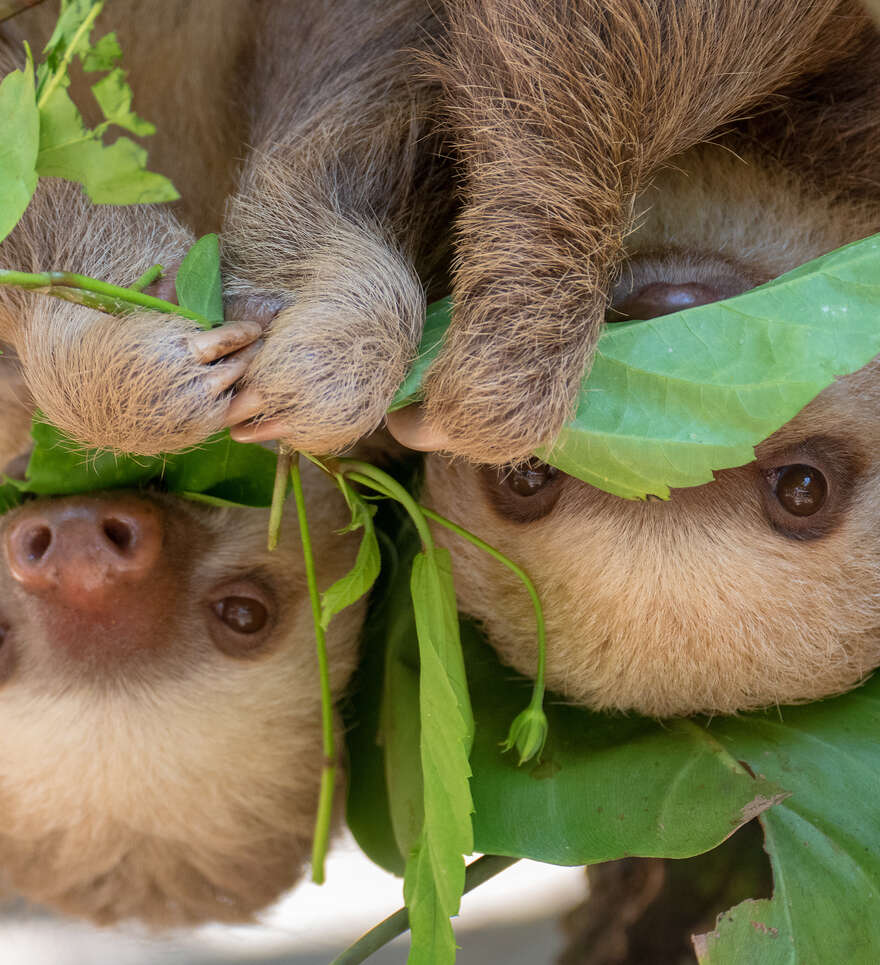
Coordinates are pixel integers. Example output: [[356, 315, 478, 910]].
[[1, 832, 587, 965]]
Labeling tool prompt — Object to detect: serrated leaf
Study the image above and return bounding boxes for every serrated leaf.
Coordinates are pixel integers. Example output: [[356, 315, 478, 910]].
[[175, 234, 224, 327], [36, 84, 177, 204], [319, 486, 380, 630], [33, 1, 178, 206], [90, 67, 154, 137], [80, 31, 120, 72], [396, 236, 880, 499], [0, 49, 39, 243], [37, 0, 100, 95], [403, 546, 474, 965]]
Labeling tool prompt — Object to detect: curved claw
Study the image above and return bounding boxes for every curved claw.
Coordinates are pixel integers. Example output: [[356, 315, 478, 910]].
[[189, 320, 263, 364], [224, 386, 265, 426], [229, 416, 288, 444], [203, 340, 262, 395], [385, 405, 451, 452]]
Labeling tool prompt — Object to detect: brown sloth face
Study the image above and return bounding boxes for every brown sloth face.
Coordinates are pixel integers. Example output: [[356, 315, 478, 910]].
[[422, 148, 880, 717]]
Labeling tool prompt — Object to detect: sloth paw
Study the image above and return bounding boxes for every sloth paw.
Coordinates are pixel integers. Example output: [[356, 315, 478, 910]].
[[223, 305, 414, 454]]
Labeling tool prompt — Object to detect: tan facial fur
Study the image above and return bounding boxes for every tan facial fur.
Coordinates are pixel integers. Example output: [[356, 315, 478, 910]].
[[423, 146, 880, 717], [0, 416, 364, 925]]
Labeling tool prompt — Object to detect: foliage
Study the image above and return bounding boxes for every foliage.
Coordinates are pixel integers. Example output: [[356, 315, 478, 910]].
[[396, 237, 880, 498], [347, 519, 880, 964], [0, 0, 176, 243]]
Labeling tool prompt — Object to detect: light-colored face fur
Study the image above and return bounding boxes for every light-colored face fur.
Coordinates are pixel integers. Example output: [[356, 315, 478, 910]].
[[423, 148, 880, 717], [0, 396, 363, 926]]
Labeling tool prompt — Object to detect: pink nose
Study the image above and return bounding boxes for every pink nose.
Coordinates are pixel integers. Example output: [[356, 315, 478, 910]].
[[4, 495, 163, 609]]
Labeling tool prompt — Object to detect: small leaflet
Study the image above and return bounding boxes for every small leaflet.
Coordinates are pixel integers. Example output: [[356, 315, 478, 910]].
[[175, 234, 225, 328], [0, 48, 38, 242]]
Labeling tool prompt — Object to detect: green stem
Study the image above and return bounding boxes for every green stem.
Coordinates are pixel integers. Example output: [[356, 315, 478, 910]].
[[128, 264, 163, 293], [290, 453, 336, 885], [36, 1, 104, 108], [337, 459, 434, 550], [0, 269, 212, 326], [330, 855, 519, 965], [420, 506, 546, 709], [267, 449, 292, 551]]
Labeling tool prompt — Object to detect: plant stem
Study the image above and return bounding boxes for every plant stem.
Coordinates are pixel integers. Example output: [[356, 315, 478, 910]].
[[267, 449, 292, 551], [337, 459, 434, 550], [0, 269, 211, 326], [290, 453, 335, 885], [330, 855, 519, 965], [36, 1, 104, 108], [420, 506, 546, 709], [128, 264, 163, 292]]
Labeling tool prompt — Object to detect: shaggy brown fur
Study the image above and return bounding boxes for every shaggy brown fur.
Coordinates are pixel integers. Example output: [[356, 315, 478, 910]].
[[218, 0, 453, 455], [420, 0, 873, 462], [0, 0, 263, 454], [421, 77, 880, 716]]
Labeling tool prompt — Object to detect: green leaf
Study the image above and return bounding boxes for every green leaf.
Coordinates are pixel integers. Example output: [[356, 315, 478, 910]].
[[403, 547, 474, 965], [36, 90, 177, 204], [33, 0, 178, 205], [0, 47, 39, 243], [0, 478, 23, 513], [319, 482, 381, 630], [80, 31, 121, 72], [175, 234, 224, 327], [397, 236, 880, 499], [90, 67, 154, 137], [1, 418, 279, 510], [695, 694, 880, 964], [381, 542, 475, 965], [390, 297, 451, 411]]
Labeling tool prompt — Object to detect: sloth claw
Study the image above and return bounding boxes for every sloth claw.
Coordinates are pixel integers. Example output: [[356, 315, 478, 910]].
[[229, 416, 288, 444], [189, 320, 263, 364], [203, 340, 262, 396], [224, 386, 266, 427]]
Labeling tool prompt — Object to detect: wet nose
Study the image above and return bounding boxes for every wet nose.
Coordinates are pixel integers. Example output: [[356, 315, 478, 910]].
[[4, 495, 163, 608]]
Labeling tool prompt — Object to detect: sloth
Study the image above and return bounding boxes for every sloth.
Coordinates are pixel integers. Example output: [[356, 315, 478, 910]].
[[6, 1, 873, 469], [418, 81, 880, 714], [0, 369, 364, 925], [0, 2, 365, 926]]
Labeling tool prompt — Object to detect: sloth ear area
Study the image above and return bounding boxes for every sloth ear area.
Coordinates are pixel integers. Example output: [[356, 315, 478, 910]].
[[385, 404, 452, 453]]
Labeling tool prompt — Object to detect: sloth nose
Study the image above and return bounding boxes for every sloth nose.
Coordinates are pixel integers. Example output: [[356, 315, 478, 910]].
[[4, 495, 163, 608]]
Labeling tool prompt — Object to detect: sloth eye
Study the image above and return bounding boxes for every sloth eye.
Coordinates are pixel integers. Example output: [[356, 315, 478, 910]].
[[208, 581, 275, 658], [772, 464, 828, 517], [483, 459, 564, 523], [214, 596, 268, 634], [608, 281, 736, 322], [507, 460, 559, 497], [756, 439, 854, 540]]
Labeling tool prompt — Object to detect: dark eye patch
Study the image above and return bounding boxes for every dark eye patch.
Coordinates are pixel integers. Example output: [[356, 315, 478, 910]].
[[756, 437, 860, 540], [481, 459, 565, 523]]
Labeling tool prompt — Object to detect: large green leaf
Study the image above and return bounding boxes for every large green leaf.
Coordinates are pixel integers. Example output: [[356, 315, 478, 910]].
[[2, 418, 279, 509], [0, 49, 39, 243], [348, 523, 880, 960], [394, 236, 880, 499], [695, 694, 880, 964]]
